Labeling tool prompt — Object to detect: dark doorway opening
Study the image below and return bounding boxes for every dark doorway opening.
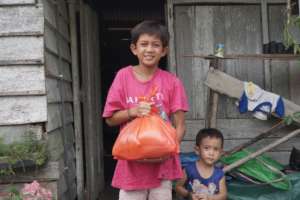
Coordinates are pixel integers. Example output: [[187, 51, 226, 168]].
[[97, 0, 167, 196]]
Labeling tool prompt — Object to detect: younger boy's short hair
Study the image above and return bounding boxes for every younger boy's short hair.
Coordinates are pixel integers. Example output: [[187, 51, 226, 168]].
[[196, 128, 224, 147], [131, 20, 169, 47]]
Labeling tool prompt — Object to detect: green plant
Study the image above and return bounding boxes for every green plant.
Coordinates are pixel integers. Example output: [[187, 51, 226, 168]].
[[5, 187, 22, 200], [0, 132, 47, 176], [283, 15, 300, 54], [283, 111, 300, 125]]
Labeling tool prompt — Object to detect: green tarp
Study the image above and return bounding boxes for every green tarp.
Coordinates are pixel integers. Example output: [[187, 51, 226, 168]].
[[227, 172, 300, 200], [221, 149, 291, 190]]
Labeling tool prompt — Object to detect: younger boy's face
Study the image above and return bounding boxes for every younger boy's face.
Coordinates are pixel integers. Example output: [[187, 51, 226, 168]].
[[195, 137, 223, 166], [130, 34, 168, 68]]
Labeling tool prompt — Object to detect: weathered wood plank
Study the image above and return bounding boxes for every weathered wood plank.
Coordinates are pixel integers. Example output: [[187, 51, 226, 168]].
[[0, 124, 43, 144], [57, 0, 68, 21], [181, 141, 292, 165], [45, 52, 72, 81], [45, 25, 58, 55], [46, 103, 74, 132], [69, 2, 84, 198], [175, 6, 210, 119], [58, 17, 70, 42], [0, 96, 47, 125], [183, 119, 295, 140], [80, 4, 104, 198], [46, 77, 73, 103], [47, 128, 64, 161], [0, 0, 35, 5], [0, 37, 43, 62], [44, 0, 57, 28], [289, 60, 300, 105], [268, 5, 290, 99], [205, 69, 300, 118], [223, 5, 263, 118], [0, 6, 43, 36], [0, 161, 59, 183], [0, 66, 45, 96], [59, 38, 71, 62]]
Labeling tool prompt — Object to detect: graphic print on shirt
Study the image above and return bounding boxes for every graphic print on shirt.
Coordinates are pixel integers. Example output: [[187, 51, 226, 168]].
[[125, 87, 169, 121], [190, 179, 217, 195]]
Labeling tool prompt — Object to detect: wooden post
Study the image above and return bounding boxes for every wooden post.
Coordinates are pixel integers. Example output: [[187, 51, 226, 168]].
[[68, 0, 84, 199], [206, 58, 222, 128], [224, 128, 300, 172]]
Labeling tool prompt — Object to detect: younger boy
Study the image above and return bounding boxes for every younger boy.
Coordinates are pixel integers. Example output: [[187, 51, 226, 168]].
[[175, 128, 227, 200]]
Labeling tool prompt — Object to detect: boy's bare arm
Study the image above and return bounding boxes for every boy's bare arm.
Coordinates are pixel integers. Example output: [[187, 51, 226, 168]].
[[172, 110, 186, 143], [175, 170, 190, 198]]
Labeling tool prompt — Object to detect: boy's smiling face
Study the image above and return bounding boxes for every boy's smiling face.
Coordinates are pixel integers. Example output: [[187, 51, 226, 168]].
[[130, 34, 168, 68]]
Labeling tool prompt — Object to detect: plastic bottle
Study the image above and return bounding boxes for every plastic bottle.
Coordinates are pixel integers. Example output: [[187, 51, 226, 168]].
[[215, 43, 224, 58]]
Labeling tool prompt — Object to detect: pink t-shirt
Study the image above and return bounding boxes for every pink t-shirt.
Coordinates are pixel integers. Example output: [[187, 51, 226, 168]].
[[102, 66, 189, 190]]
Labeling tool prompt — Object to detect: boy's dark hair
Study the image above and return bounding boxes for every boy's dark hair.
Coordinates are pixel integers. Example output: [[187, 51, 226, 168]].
[[131, 20, 169, 47], [196, 128, 224, 147]]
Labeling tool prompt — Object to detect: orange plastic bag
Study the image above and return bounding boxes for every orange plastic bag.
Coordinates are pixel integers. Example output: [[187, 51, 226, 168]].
[[112, 113, 179, 160]]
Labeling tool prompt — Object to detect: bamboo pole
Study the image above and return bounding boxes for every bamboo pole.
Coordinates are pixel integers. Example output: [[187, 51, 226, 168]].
[[223, 128, 300, 172]]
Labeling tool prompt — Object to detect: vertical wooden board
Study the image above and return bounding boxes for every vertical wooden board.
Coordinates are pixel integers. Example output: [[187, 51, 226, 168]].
[[45, 52, 59, 76], [0, 6, 43, 35], [0, 0, 35, 5], [58, 16, 70, 41], [268, 5, 290, 98], [289, 60, 300, 105], [60, 60, 72, 81], [80, 3, 103, 198], [271, 61, 290, 98], [43, 0, 57, 28], [45, 25, 58, 54], [0, 124, 43, 144], [174, 6, 195, 119], [57, 0, 68, 21], [192, 6, 214, 119], [47, 104, 62, 132], [46, 78, 73, 103], [0, 96, 47, 125], [46, 103, 74, 132], [0, 66, 45, 95], [183, 119, 206, 140], [0, 37, 43, 62], [217, 118, 275, 139], [45, 52, 72, 81], [47, 128, 64, 161], [223, 5, 263, 118], [59, 39, 71, 62]]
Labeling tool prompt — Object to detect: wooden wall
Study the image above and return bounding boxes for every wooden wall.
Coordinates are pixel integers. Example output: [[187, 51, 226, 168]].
[[43, 0, 77, 199], [168, 0, 300, 164], [0, 0, 58, 198]]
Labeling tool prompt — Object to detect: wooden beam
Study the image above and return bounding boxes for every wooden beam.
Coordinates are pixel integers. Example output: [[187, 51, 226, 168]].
[[205, 68, 300, 123]]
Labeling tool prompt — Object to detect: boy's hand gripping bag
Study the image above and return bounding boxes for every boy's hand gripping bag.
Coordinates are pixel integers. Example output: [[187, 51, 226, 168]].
[[112, 112, 179, 160]]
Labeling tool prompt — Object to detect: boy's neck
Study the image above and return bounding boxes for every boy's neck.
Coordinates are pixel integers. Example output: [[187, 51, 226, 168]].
[[136, 65, 158, 75], [133, 65, 158, 81], [196, 159, 214, 178]]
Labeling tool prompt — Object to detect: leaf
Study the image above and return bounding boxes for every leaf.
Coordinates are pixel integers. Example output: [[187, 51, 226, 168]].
[[284, 116, 293, 125]]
